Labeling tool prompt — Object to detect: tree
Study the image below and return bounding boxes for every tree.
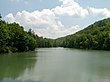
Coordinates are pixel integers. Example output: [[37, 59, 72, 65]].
[[56, 18, 110, 50], [0, 20, 38, 54]]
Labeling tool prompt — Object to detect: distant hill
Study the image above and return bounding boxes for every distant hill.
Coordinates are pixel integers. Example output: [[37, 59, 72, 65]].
[[56, 18, 110, 50]]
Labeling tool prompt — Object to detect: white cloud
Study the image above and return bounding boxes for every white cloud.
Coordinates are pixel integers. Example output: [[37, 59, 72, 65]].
[[52, 0, 88, 17], [4, 10, 80, 38], [6, 0, 110, 38], [89, 7, 110, 18], [4, 13, 15, 23], [5, 0, 88, 38], [4, 0, 88, 38]]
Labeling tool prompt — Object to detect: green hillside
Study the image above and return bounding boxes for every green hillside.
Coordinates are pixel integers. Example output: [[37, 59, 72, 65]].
[[0, 20, 38, 53], [58, 18, 110, 50], [0, 18, 54, 54], [0, 17, 110, 54]]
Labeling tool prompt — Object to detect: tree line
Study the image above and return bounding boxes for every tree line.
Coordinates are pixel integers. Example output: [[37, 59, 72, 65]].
[[58, 18, 110, 50], [0, 15, 56, 54], [0, 15, 110, 54]]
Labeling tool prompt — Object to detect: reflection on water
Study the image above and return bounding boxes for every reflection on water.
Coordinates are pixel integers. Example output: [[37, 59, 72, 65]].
[[0, 48, 110, 82], [0, 51, 37, 82], [86, 52, 110, 82]]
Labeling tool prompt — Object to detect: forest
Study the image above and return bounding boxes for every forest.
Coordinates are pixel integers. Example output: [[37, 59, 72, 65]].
[[0, 19, 55, 53], [57, 18, 110, 50], [0, 15, 110, 54]]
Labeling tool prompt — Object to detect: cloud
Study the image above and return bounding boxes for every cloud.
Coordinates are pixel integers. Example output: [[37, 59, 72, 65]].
[[4, 13, 15, 23], [4, 0, 90, 38], [4, 10, 80, 38], [52, 0, 88, 17], [89, 7, 110, 18]]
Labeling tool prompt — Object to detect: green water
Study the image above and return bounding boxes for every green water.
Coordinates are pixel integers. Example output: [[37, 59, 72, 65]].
[[0, 48, 110, 82]]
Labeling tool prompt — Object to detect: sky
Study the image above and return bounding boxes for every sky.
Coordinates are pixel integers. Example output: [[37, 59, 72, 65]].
[[0, 0, 110, 38]]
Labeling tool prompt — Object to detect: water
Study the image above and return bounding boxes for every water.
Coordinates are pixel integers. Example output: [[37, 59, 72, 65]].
[[0, 48, 110, 82]]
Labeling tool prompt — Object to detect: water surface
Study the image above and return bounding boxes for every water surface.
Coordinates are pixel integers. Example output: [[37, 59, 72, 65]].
[[0, 48, 110, 82]]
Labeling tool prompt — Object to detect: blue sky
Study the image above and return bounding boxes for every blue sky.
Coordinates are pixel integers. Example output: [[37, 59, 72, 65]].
[[0, 0, 110, 38]]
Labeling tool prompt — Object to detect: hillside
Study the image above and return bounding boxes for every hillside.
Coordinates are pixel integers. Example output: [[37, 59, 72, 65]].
[[57, 18, 110, 50], [0, 19, 38, 53], [0, 17, 110, 54], [0, 18, 55, 54]]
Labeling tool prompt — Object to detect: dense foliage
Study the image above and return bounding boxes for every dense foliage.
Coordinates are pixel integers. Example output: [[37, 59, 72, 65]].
[[58, 18, 110, 50], [0, 17, 54, 54], [0, 19, 37, 53]]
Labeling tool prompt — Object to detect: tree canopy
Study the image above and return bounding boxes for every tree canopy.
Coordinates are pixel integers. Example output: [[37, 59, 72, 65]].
[[57, 18, 110, 50], [0, 20, 37, 53]]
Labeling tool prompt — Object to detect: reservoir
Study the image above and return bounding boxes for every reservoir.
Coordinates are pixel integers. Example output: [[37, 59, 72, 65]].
[[0, 48, 110, 82]]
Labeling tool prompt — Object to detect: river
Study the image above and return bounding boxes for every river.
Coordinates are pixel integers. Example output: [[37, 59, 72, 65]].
[[0, 48, 110, 82]]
